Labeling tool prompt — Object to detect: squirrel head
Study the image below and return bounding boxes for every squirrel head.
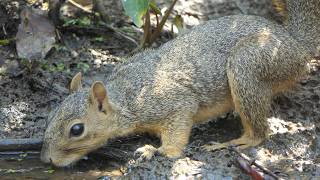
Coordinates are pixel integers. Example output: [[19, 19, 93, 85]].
[[41, 72, 115, 167]]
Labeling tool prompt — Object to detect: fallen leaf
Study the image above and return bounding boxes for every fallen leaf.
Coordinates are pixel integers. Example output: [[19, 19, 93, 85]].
[[16, 7, 56, 60]]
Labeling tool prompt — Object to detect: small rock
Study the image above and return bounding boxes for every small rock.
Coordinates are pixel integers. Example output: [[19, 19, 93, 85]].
[[300, 79, 308, 85], [71, 50, 79, 58], [94, 59, 102, 67]]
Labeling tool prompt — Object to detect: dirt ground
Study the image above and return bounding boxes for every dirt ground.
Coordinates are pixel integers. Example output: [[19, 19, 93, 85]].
[[0, 0, 319, 179]]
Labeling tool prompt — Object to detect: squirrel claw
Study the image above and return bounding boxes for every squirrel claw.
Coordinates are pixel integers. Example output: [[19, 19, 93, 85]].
[[203, 136, 263, 152], [134, 145, 158, 162], [202, 142, 228, 152]]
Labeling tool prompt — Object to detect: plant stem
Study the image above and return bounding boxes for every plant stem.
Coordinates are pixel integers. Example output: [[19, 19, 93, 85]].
[[142, 10, 151, 47], [150, 0, 178, 43], [93, 0, 111, 22]]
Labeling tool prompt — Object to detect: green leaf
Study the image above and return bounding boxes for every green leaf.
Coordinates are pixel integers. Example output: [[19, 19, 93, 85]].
[[47, 169, 55, 174], [77, 62, 90, 73], [46, 167, 55, 174], [56, 63, 65, 71], [173, 15, 184, 33], [149, 1, 161, 15], [93, 36, 105, 42], [63, 19, 77, 27], [62, 16, 91, 27], [78, 16, 91, 26], [49, 65, 56, 72], [121, 0, 150, 27], [0, 39, 11, 45]]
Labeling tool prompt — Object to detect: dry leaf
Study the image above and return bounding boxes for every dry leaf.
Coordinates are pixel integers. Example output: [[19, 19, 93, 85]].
[[16, 7, 56, 60]]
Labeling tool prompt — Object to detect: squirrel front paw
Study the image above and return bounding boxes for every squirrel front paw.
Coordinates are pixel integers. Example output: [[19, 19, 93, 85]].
[[134, 144, 183, 162], [134, 144, 158, 162]]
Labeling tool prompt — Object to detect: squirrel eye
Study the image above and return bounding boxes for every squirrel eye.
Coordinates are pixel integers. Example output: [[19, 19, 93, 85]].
[[70, 123, 84, 137]]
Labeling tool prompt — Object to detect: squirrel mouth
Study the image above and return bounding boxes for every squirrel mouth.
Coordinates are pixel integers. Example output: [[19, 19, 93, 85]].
[[50, 154, 83, 167]]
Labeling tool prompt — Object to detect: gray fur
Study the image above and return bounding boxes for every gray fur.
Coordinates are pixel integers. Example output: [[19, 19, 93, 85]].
[[41, 0, 319, 167]]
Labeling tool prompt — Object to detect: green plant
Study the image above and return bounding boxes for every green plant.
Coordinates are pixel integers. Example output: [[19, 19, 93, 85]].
[[41, 62, 68, 73], [46, 166, 55, 174], [62, 16, 92, 27], [20, 58, 35, 72], [0, 38, 14, 46], [121, 0, 179, 47], [77, 62, 90, 73]]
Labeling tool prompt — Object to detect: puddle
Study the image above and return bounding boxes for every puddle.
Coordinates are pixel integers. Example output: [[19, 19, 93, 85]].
[[0, 151, 124, 180]]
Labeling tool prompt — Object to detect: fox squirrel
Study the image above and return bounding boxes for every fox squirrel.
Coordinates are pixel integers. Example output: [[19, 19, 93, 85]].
[[41, 0, 319, 167]]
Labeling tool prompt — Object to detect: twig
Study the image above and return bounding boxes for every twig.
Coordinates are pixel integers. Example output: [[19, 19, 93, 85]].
[[92, 0, 110, 22], [0, 151, 40, 155], [113, 28, 140, 47], [142, 10, 151, 47], [228, 146, 280, 179], [61, 25, 139, 47], [237, 157, 264, 180], [61, 25, 114, 35], [155, 13, 159, 28], [0, 139, 42, 151], [0, 167, 44, 174], [2, 25, 7, 36], [67, 0, 92, 13], [150, 0, 178, 43]]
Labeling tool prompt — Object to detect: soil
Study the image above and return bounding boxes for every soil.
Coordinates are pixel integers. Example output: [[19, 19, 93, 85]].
[[0, 0, 319, 179]]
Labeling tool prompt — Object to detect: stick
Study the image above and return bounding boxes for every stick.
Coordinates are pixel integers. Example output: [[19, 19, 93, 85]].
[[0, 138, 128, 161], [150, 0, 178, 43], [61, 25, 139, 47], [0, 151, 40, 155], [2, 25, 7, 36], [0, 139, 42, 151], [142, 10, 151, 47], [67, 0, 92, 13], [92, 0, 110, 22], [228, 146, 280, 179], [237, 156, 264, 180]]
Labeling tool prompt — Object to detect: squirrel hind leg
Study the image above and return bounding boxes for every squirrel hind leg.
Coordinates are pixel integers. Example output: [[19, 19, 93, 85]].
[[204, 65, 272, 151], [202, 97, 268, 151]]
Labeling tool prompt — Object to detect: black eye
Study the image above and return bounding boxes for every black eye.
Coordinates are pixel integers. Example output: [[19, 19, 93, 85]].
[[70, 123, 84, 137]]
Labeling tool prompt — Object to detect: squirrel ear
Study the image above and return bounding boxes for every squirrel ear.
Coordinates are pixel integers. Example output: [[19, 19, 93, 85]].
[[90, 81, 109, 112], [70, 72, 82, 93]]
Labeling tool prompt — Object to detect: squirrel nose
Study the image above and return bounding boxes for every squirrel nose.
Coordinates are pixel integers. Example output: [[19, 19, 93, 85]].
[[40, 154, 50, 164], [40, 149, 51, 163], [40, 155, 51, 164]]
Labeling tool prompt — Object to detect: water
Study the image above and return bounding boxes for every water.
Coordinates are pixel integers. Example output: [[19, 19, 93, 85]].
[[0, 151, 124, 180]]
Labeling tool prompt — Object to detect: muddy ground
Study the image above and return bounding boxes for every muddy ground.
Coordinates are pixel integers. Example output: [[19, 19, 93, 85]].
[[0, 0, 319, 179]]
